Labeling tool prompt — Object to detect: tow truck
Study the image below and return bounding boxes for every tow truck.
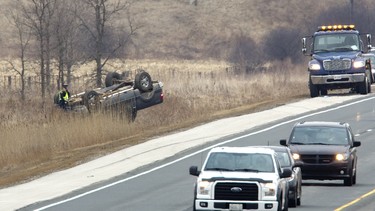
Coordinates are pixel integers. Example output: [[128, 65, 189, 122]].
[[302, 24, 373, 97]]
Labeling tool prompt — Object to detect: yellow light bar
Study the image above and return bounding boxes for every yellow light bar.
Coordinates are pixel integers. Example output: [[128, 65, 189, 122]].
[[318, 24, 355, 31]]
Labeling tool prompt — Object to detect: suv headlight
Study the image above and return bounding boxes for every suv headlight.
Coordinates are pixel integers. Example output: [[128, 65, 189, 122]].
[[336, 153, 349, 161], [198, 181, 213, 195], [308, 60, 321, 71], [261, 183, 276, 197], [292, 153, 300, 160]]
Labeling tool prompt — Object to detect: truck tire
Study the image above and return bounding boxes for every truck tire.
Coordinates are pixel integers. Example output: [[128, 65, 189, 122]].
[[320, 89, 328, 96], [358, 77, 369, 95], [105, 72, 122, 87], [135, 71, 152, 92], [309, 80, 319, 98], [83, 90, 100, 112]]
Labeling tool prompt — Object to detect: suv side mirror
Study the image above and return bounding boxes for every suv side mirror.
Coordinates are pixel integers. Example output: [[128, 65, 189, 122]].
[[189, 166, 200, 176], [280, 139, 287, 146]]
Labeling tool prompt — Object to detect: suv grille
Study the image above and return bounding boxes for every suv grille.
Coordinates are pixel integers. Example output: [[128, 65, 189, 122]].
[[323, 59, 351, 70], [301, 154, 335, 164], [214, 182, 258, 201]]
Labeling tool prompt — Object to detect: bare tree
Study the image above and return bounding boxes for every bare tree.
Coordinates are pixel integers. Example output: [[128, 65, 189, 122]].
[[52, 0, 83, 89], [21, 0, 57, 99], [5, 4, 32, 101], [75, 0, 139, 87]]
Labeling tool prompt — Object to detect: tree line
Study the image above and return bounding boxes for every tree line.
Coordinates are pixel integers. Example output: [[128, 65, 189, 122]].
[[5, 0, 138, 101]]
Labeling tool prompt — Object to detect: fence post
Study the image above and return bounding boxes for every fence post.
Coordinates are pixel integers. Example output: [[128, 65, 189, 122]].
[[8, 76, 12, 90]]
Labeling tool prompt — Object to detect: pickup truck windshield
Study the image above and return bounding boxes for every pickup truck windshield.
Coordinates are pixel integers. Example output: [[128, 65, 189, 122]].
[[204, 152, 274, 172], [313, 33, 360, 53]]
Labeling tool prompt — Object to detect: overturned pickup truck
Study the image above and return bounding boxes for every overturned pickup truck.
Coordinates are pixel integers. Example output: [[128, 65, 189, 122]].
[[55, 70, 164, 121]]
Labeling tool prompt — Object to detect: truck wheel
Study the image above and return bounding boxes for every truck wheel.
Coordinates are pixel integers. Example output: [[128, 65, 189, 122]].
[[135, 70, 152, 92], [309, 81, 319, 98], [105, 72, 122, 87], [358, 77, 369, 95], [83, 90, 100, 112], [320, 89, 328, 96]]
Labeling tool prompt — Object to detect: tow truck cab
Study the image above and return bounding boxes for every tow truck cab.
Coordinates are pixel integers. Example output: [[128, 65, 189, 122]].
[[302, 25, 373, 97]]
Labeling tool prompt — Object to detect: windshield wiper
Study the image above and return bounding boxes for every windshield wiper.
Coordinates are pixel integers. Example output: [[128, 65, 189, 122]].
[[234, 168, 259, 172], [205, 168, 233, 171], [309, 142, 330, 145], [314, 49, 330, 53], [332, 47, 354, 52], [290, 142, 306, 145]]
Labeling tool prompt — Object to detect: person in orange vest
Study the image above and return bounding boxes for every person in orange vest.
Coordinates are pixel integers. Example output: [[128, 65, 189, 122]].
[[59, 84, 71, 110]]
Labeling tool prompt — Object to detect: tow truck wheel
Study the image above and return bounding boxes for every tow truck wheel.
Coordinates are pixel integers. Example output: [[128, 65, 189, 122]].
[[309, 80, 319, 98], [320, 89, 328, 96]]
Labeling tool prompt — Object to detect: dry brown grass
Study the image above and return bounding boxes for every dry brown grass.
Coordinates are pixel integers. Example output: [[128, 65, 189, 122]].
[[0, 59, 309, 188]]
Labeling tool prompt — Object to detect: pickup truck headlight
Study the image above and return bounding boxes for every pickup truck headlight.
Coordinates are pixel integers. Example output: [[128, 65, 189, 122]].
[[336, 153, 349, 161], [308, 60, 321, 71], [198, 181, 213, 195], [261, 183, 276, 196], [353, 60, 365, 68]]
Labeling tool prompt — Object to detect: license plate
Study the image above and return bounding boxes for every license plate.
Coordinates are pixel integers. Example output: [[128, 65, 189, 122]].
[[333, 75, 342, 80], [229, 203, 243, 211]]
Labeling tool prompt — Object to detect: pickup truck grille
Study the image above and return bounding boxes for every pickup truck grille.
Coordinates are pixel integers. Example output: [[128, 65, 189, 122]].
[[323, 59, 351, 70], [214, 182, 258, 201], [301, 154, 335, 164]]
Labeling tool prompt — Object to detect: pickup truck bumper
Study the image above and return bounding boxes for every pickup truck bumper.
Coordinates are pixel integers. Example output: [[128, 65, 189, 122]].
[[310, 73, 365, 85], [195, 199, 278, 211]]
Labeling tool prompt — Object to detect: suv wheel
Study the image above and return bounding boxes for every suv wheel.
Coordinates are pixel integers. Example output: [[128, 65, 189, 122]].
[[344, 169, 354, 186], [289, 187, 297, 207]]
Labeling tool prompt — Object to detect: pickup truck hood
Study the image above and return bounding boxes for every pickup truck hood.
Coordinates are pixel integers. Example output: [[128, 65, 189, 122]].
[[313, 51, 359, 61], [200, 171, 277, 182], [289, 144, 349, 154]]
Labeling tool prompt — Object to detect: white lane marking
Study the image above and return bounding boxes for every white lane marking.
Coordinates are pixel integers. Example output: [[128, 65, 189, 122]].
[[35, 96, 375, 210]]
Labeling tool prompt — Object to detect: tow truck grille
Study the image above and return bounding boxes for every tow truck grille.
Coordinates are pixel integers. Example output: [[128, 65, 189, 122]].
[[323, 59, 351, 70], [214, 182, 258, 201]]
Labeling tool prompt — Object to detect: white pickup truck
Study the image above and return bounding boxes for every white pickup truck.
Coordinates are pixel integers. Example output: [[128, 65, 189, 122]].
[[189, 147, 291, 211]]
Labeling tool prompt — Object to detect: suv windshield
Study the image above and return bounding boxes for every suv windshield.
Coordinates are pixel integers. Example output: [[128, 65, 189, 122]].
[[313, 33, 360, 53], [204, 152, 275, 172], [290, 126, 349, 145]]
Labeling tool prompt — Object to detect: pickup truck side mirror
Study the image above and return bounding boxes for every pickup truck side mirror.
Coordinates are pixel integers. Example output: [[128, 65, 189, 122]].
[[280, 139, 287, 146], [281, 168, 292, 178], [189, 166, 200, 176]]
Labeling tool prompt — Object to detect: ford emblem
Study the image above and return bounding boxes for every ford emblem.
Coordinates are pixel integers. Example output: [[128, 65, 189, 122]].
[[230, 187, 242, 193]]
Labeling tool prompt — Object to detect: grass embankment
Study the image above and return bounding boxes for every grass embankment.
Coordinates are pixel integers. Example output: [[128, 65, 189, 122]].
[[0, 60, 309, 188]]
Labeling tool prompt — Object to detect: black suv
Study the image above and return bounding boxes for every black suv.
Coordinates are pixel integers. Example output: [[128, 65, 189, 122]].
[[280, 121, 361, 186]]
